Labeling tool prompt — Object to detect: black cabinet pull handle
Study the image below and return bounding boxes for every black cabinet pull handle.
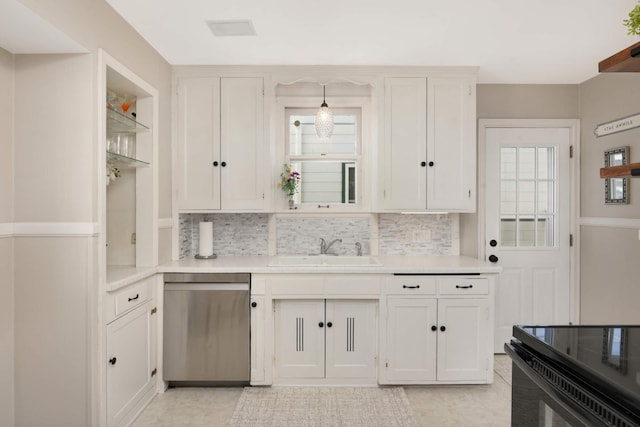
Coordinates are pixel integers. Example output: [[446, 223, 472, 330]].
[[318, 322, 324, 328], [421, 161, 426, 167], [109, 357, 117, 365], [251, 302, 257, 308], [327, 322, 333, 328], [431, 325, 437, 332], [213, 161, 219, 166], [128, 294, 139, 302], [440, 325, 446, 332], [456, 285, 473, 289], [221, 161, 227, 167], [488, 254, 499, 263], [428, 161, 434, 167], [402, 285, 420, 289]]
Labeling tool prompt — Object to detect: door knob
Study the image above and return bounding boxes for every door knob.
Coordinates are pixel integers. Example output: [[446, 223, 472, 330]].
[[489, 239, 497, 247], [488, 254, 499, 263]]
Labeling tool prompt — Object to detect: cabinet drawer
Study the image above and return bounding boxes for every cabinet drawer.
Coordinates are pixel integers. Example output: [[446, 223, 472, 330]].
[[385, 276, 437, 295], [438, 278, 488, 295], [114, 279, 152, 317]]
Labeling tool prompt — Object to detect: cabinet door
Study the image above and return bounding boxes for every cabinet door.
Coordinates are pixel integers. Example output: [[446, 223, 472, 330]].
[[386, 297, 437, 382], [436, 298, 490, 382], [250, 296, 265, 383], [177, 77, 221, 210], [426, 77, 476, 211], [220, 77, 265, 210], [106, 301, 156, 427], [382, 77, 427, 211], [274, 300, 325, 378], [325, 300, 377, 379]]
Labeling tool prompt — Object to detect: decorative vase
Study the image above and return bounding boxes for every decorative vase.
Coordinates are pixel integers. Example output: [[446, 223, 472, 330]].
[[288, 195, 295, 209]]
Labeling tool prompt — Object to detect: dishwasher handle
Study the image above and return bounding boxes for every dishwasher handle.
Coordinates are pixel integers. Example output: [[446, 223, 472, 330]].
[[165, 283, 249, 292]]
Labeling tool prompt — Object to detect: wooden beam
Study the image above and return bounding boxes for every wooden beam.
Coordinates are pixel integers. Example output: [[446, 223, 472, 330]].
[[600, 162, 640, 178], [599, 41, 640, 72]]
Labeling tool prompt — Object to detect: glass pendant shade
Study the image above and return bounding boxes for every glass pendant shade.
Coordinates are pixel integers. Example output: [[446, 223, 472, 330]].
[[315, 86, 334, 139]]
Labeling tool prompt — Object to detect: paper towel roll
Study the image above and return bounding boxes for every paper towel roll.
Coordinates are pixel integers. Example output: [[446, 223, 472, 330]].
[[198, 222, 213, 257]]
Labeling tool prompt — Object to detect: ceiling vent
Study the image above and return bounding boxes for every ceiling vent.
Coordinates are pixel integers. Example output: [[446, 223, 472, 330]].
[[207, 20, 256, 37]]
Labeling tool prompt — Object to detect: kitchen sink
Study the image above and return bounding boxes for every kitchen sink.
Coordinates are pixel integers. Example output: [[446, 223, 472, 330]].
[[269, 255, 382, 267]]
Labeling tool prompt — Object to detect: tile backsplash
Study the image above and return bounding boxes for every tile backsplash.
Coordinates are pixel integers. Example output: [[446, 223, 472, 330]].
[[378, 213, 459, 256], [179, 213, 269, 258], [276, 216, 371, 256], [178, 213, 458, 258]]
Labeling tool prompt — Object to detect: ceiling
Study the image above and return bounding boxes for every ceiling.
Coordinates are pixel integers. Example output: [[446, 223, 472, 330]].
[[104, 0, 640, 84]]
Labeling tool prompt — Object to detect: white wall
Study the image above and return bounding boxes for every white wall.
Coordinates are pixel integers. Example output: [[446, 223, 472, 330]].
[[0, 45, 15, 427]]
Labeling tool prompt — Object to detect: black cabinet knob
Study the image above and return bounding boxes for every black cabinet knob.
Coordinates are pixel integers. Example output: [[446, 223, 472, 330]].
[[440, 325, 446, 332], [109, 357, 117, 365], [318, 322, 324, 328], [431, 325, 437, 332], [251, 302, 257, 308], [221, 161, 227, 167], [421, 161, 427, 167], [488, 254, 499, 263], [489, 239, 497, 247], [213, 161, 219, 167], [327, 322, 333, 328], [428, 161, 434, 167]]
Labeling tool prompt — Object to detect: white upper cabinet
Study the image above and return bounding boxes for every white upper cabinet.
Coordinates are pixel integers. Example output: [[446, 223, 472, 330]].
[[380, 76, 476, 212], [177, 76, 265, 211]]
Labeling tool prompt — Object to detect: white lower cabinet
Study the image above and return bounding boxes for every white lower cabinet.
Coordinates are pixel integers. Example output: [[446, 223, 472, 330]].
[[106, 279, 158, 427], [382, 276, 493, 385], [274, 299, 377, 382]]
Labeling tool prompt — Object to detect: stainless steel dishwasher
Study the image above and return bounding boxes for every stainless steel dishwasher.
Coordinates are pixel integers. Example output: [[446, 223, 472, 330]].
[[163, 273, 250, 386]]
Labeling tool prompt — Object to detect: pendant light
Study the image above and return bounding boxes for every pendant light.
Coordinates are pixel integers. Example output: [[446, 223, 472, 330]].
[[315, 85, 334, 139]]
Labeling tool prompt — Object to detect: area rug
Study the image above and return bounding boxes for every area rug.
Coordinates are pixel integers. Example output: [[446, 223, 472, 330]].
[[228, 386, 419, 427]]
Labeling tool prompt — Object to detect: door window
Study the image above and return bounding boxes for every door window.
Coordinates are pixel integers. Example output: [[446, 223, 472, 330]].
[[499, 146, 557, 248]]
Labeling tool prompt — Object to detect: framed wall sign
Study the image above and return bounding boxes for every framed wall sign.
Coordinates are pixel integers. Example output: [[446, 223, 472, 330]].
[[595, 113, 640, 137]]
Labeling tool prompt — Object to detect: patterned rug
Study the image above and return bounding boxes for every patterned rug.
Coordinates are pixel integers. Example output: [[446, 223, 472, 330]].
[[228, 387, 419, 427]]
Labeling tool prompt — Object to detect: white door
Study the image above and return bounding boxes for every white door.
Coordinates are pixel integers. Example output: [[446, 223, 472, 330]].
[[220, 77, 264, 210], [274, 300, 325, 378], [177, 77, 221, 210], [382, 77, 427, 210], [325, 300, 377, 379], [427, 77, 476, 211], [386, 297, 437, 382], [484, 122, 575, 353], [436, 298, 491, 382]]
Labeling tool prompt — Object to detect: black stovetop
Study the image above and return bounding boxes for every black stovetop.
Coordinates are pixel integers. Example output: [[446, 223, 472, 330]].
[[513, 325, 640, 414]]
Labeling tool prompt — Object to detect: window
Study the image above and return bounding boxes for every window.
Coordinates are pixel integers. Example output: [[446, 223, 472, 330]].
[[286, 108, 361, 205]]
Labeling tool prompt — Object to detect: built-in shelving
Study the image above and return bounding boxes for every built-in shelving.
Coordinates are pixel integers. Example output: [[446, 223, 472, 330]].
[[599, 41, 640, 73], [107, 107, 149, 133], [600, 162, 640, 178], [107, 151, 150, 168]]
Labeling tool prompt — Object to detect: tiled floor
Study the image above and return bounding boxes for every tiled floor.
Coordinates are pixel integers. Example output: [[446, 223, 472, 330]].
[[133, 355, 512, 427]]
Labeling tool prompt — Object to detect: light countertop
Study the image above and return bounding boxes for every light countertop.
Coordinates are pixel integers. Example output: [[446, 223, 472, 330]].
[[157, 255, 501, 275]]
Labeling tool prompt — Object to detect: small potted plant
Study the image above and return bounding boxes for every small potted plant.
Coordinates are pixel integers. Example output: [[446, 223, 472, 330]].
[[624, 1, 640, 35], [278, 164, 301, 209]]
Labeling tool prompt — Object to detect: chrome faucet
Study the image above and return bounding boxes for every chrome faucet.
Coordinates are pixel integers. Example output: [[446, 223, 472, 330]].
[[320, 238, 342, 255]]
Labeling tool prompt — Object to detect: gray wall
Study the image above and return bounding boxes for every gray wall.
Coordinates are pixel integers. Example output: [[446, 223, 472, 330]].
[[5, 1, 173, 425], [578, 73, 640, 324], [461, 84, 579, 257], [0, 46, 15, 427]]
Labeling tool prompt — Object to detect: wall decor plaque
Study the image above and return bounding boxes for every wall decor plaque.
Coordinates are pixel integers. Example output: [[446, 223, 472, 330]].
[[594, 113, 640, 137]]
